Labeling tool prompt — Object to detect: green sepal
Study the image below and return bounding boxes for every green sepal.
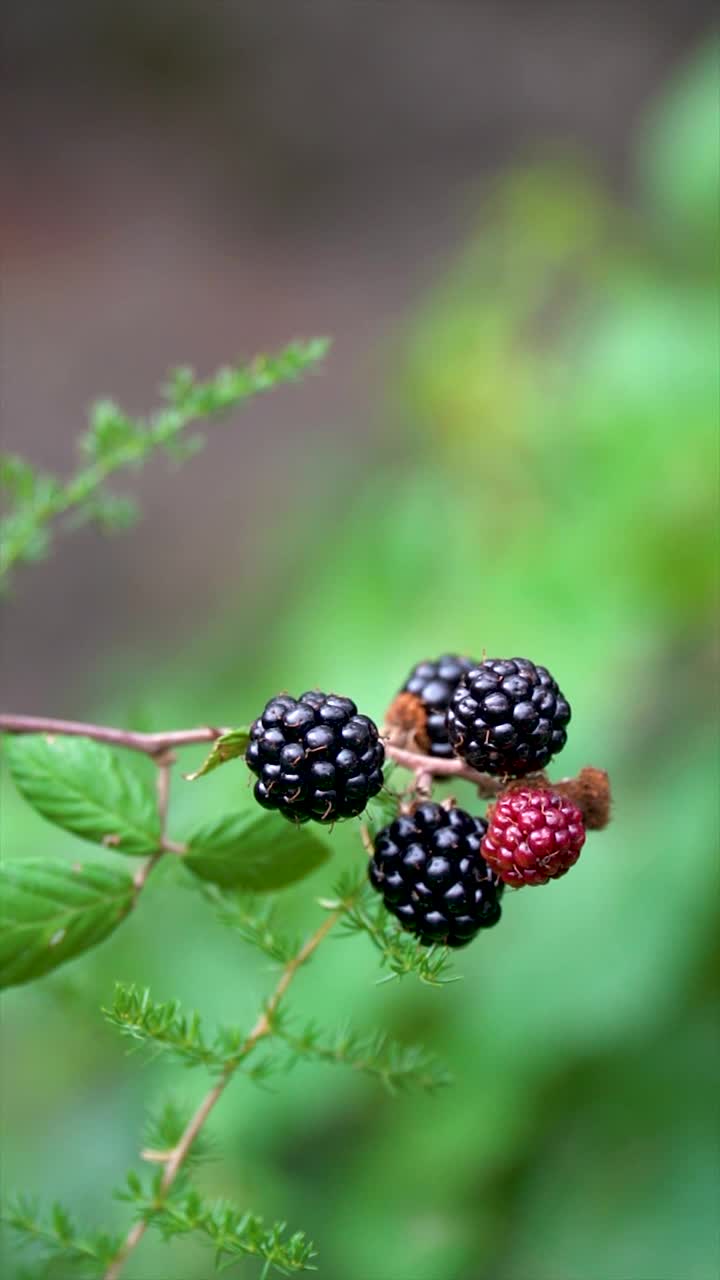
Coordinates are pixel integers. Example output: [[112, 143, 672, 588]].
[[184, 729, 250, 782]]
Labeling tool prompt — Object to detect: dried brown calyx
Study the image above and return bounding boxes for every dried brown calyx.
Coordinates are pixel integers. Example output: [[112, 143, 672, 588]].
[[383, 692, 431, 755], [488, 766, 611, 832], [550, 767, 611, 830]]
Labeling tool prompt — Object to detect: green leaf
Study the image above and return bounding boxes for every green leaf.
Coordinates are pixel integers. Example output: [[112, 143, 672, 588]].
[[3, 734, 161, 856], [183, 811, 330, 891], [184, 729, 250, 781], [0, 860, 135, 988]]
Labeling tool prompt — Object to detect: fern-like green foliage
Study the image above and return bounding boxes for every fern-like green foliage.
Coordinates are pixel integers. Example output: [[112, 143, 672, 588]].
[[4, 1180, 317, 1279], [1, 758, 455, 1279], [105, 974, 451, 1096], [203, 885, 301, 965], [3, 1196, 124, 1275], [105, 982, 227, 1069], [116, 1175, 317, 1277], [276, 1017, 452, 1094], [333, 875, 458, 986], [0, 337, 328, 586], [104, 983, 274, 1078]]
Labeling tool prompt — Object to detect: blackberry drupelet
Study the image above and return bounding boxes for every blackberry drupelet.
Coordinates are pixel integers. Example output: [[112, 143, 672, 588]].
[[246, 691, 385, 824], [482, 787, 586, 887], [446, 657, 571, 777], [394, 654, 479, 758], [368, 802, 504, 947]]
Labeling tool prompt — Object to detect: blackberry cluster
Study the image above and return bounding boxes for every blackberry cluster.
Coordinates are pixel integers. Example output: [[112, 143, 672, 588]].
[[399, 654, 478, 758], [482, 787, 586, 887], [447, 657, 571, 777], [368, 802, 504, 947], [246, 691, 384, 824]]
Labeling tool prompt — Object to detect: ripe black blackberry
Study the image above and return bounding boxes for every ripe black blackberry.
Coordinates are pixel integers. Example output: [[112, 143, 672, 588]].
[[246, 691, 385, 824], [446, 657, 571, 777], [388, 654, 479, 758], [368, 802, 504, 948]]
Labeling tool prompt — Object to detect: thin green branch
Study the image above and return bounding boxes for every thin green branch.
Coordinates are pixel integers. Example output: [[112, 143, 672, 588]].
[[0, 337, 328, 585], [141, 1099, 216, 1168], [278, 1019, 452, 1094]]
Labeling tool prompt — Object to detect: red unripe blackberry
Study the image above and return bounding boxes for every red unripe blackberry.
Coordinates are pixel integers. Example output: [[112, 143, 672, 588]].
[[246, 691, 385, 824], [446, 656, 571, 777], [391, 654, 479, 758], [368, 802, 504, 947], [481, 788, 586, 887]]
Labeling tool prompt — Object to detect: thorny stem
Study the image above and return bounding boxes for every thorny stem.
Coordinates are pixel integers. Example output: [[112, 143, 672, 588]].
[[131, 851, 163, 900], [132, 751, 178, 901], [359, 823, 374, 856], [155, 752, 175, 832], [385, 744, 503, 796], [0, 714, 609, 825], [0, 713, 229, 756], [101, 898, 355, 1280], [0, 713, 500, 791]]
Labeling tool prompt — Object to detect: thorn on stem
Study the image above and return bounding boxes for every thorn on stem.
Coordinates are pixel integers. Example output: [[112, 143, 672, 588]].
[[359, 824, 374, 856]]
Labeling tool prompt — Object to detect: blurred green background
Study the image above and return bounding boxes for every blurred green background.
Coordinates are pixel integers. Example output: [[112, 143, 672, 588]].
[[2, 20, 719, 1280]]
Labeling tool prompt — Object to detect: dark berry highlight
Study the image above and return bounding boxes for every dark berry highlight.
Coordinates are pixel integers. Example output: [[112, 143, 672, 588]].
[[398, 654, 479, 758], [446, 656, 570, 776], [246, 691, 385, 824], [368, 802, 504, 948]]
